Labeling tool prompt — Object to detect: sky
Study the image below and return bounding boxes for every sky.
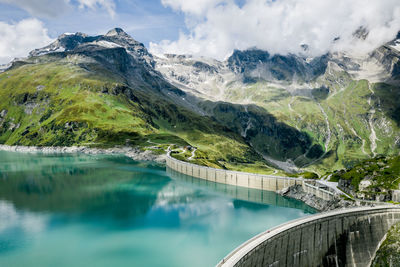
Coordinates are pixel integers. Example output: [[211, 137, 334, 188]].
[[0, 0, 400, 64]]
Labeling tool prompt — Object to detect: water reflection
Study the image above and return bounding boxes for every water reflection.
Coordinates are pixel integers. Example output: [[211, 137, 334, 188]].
[[0, 151, 169, 224], [0, 151, 316, 267], [167, 168, 316, 213]]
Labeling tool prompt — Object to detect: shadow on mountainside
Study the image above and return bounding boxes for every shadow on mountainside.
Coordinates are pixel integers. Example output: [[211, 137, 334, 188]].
[[200, 100, 325, 167], [373, 82, 400, 128]]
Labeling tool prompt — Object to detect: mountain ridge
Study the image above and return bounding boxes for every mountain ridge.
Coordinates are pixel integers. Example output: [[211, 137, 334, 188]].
[[1, 28, 400, 175]]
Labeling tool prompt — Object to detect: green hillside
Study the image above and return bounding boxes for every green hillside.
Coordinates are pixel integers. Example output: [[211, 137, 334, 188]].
[[221, 77, 400, 174], [1, 29, 399, 176], [330, 155, 400, 200], [0, 60, 268, 171]]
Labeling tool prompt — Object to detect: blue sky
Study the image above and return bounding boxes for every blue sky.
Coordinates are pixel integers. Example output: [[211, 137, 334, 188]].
[[0, 0, 399, 64], [0, 0, 186, 45]]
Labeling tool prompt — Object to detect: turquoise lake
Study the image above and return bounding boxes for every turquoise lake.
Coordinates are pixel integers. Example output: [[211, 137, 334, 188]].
[[0, 151, 316, 267]]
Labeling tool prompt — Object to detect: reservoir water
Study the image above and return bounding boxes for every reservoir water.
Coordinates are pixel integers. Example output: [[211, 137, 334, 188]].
[[0, 151, 316, 267]]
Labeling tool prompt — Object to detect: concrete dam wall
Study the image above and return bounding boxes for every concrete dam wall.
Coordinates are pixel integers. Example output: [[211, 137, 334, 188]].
[[217, 206, 400, 267], [167, 168, 316, 213], [166, 153, 335, 201]]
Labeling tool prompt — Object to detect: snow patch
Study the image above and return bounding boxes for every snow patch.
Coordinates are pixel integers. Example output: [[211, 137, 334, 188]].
[[34, 46, 65, 56], [390, 40, 400, 52], [90, 40, 122, 49], [0, 62, 12, 73]]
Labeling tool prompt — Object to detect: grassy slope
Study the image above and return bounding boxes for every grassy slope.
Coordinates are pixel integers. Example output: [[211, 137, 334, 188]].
[[372, 222, 400, 267], [223, 77, 400, 174], [314, 80, 400, 172], [0, 62, 153, 146], [2, 57, 398, 175], [330, 155, 400, 194], [0, 61, 275, 172]]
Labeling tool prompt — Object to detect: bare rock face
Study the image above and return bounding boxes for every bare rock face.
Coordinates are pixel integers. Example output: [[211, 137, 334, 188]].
[[0, 109, 7, 118], [226, 49, 328, 83], [29, 28, 155, 70], [29, 32, 89, 57], [0, 109, 7, 127], [279, 184, 361, 211]]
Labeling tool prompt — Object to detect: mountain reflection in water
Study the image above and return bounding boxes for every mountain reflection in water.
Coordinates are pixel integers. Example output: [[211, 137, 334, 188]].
[[0, 150, 316, 267]]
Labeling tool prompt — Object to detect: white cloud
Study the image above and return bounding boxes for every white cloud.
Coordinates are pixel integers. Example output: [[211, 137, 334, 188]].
[[161, 0, 221, 16], [77, 0, 116, 18], [0, 200, 47, 235], [0, 0, 116, 18], [0, 0, 70, 17], [0, 18, 53, 64], [151, 0, 400, 60]]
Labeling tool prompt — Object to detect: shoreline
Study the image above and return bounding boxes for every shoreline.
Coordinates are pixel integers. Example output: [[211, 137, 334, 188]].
[[165, 152, 353, 212], [0, 144, 166, 164], [0, 144, 367, 212]]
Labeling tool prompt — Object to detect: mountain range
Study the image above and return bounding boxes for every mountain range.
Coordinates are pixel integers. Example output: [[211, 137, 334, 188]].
[[1, 28, 399, 175]]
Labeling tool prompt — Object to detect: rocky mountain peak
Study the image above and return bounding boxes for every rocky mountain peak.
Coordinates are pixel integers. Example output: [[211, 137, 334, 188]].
[[105, 28, 128, 37], [27, 28, 156, 68], [101, 28, 155, 68], [29, 32, 91, 57], [102, 27, 143, 48], [353, 26, 369, 40], [60, 32, 88, 38], [226, 48, 328, 82]]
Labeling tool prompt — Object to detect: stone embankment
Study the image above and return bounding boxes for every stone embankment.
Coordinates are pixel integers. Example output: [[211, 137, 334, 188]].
[[0, 145, 166, 163], [279, 184, 369, 211]]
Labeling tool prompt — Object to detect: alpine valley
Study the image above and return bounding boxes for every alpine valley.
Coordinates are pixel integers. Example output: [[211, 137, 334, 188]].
[[1, 28, 400, 177]]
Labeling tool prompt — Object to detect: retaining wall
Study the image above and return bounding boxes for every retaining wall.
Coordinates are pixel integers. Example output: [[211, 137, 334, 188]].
[[167, 168, 317, 213], [166, 153, 335, 201], [217, 206, 400, 267], [302, 182, 334, 201]]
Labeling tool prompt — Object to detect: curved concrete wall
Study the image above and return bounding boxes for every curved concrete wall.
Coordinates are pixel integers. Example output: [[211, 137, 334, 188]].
[[166, 153, 335, 201], [167, 168, 317, 213], [217, 206, 400, 267]]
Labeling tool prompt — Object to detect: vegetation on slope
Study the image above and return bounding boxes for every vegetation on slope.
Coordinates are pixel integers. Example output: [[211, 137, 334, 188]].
[[222, 75, 400, 174], [372, 222, 400, 267], [0, 62, 153, 146], [0, 60, 272, 171], [330, 155, 400, 200], [200, 100, 324, 166], [2, 31, 399, 176]]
